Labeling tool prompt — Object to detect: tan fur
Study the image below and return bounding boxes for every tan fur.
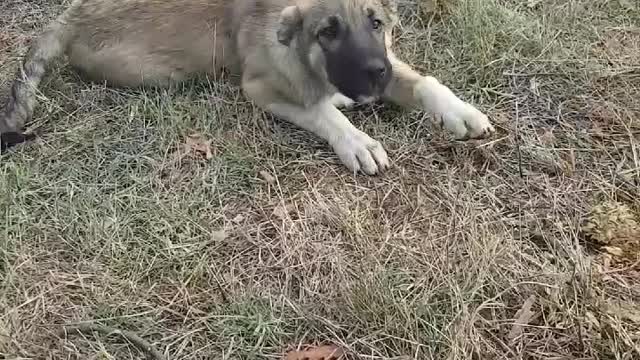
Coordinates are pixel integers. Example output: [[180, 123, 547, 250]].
[[0, 0, 496, 174]]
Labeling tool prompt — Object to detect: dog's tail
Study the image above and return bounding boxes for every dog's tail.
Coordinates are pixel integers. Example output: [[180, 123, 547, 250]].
[[1, 1, 81, 151]]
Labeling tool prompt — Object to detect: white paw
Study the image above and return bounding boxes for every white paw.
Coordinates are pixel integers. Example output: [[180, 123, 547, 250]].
[[438, 102, 495, 140], [415, 77, 496, 140], [330, 93, 356, 109], [332, 130, 389, 175]]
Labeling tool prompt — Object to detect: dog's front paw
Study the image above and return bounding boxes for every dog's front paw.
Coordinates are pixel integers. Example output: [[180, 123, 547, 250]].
[[332, 130, 389, 175], [438, 103, 495, 140], [415, 77, 495, 140], [330, 93, 356, 109]]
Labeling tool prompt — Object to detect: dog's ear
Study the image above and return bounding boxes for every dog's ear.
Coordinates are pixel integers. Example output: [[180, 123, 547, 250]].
[[277, 5, 303, 46]]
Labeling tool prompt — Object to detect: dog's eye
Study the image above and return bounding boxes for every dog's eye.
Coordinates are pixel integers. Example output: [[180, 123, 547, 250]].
[[371, 18, 383, 30]]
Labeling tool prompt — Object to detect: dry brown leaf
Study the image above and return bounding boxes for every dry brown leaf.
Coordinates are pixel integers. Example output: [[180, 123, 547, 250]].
[[582, 201, 638, 244], [582, 201, 640, 265], [507, 294, 537, 341], [284, 345, 345, 360], [184, 133, 213, 160], [539, 129, 556, 146]]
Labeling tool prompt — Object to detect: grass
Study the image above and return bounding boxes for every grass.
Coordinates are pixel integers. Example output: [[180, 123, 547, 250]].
[[1, 0, 639, 358]]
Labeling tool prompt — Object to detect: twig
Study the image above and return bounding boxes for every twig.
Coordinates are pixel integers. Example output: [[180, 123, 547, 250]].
[[603, 258, 640, 274], [213, 273, 230, 304], [515, 99, 523, 178], [58, 323, 166, 360]]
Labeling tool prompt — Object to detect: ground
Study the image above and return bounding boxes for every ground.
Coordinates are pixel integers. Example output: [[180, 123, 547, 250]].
[[1, 0, 639, 359]]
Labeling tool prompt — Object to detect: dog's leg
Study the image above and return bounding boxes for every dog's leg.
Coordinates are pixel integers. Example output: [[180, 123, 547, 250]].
[[269, 100, 390, 175], [243, 78, 388, 175], [330, 93, 356, 109], [382, 52, 495, 140]]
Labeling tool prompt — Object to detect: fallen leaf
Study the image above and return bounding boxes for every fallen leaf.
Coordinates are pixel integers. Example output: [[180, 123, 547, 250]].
[[284, 345, 345, 360], [259, 170, 276, 185], [539, 129, 556, 146], [603, 246, 624, 257], [272, 203, 295, 220], [604, 302, 640, 324], [211, 229, 226, 242], [184, 133, 213, 160], [581, 201, 640, 258], [507, 295, 537, 341]]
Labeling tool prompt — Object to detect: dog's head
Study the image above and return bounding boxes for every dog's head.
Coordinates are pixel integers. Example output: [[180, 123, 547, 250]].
[[278, 0, 398, 103]]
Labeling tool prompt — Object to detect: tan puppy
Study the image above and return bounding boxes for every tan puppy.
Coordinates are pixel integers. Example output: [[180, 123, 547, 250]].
[[0, 0, 495, 174]]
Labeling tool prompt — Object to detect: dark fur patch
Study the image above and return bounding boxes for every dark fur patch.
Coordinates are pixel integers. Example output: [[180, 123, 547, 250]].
[[0, 132, 36, 152]]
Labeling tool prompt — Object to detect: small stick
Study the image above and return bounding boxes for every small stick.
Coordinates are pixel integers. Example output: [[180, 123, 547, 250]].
[[58, 323, 166, 360]]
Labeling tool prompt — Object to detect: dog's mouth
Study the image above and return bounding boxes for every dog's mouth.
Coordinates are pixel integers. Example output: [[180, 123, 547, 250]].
[[321, 37, 393, 104], [335, 78, 388, 104]]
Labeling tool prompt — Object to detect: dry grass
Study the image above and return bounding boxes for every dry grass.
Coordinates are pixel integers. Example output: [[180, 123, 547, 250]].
[[1, 0, 639, 359]]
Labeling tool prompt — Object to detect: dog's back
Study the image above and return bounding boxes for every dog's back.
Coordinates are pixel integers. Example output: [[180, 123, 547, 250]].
[[0, 0, 279, 150]]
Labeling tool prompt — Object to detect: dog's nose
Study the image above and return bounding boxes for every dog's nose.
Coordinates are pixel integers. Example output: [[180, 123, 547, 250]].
[[365, 59, 387, 81]]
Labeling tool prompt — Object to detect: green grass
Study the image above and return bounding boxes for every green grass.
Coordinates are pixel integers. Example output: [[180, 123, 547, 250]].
[[1, 0, 639, 359]]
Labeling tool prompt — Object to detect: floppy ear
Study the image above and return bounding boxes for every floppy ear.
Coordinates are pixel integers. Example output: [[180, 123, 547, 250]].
[[277, 5, 303, 46]]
